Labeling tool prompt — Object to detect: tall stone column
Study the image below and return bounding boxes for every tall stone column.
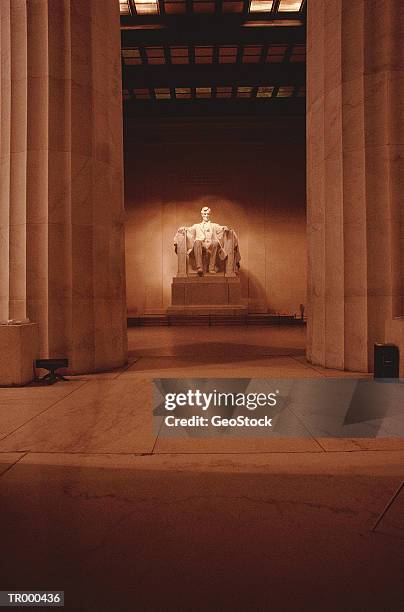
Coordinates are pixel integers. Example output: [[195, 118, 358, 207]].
[[306, 0, 403, 372], [0, 0, 127, 373]]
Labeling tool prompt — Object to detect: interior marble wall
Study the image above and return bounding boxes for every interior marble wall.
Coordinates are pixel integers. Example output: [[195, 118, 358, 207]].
[[0, 0, 127, 372], [124, 116, 306, 316]]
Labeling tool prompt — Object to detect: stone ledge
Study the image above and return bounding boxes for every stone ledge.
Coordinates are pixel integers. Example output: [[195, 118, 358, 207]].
[[167, 305, 248, 316], [173, 275, 238, 284]]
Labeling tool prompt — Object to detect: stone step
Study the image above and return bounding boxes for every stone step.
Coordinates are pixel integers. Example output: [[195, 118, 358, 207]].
[[127, 314, 306, 327]]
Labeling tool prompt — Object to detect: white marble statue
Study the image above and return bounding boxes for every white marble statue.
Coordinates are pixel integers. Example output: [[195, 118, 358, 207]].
[[174, 206, 240, 277]]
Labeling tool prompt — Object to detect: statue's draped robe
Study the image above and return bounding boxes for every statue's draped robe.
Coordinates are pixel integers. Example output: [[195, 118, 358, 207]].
[[174, 223, 241, 273]]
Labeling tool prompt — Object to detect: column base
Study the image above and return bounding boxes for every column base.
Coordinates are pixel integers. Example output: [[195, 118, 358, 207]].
[[0, 323, 39, 386], [385, 317, 404, 377]]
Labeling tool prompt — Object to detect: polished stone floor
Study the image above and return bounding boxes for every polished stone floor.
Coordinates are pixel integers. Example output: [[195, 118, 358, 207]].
[[0, 326, 403, 611]]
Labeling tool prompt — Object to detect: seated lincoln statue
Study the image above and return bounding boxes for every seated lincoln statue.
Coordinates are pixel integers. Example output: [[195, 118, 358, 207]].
[[174, 206, 240, 277]]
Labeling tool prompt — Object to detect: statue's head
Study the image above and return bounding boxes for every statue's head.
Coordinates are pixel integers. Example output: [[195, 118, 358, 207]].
[[201, 206, 211, 222]]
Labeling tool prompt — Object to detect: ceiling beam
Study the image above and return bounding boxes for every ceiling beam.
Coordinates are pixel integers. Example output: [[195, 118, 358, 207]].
[[120, 11, 305, 26], [123, 97, 305, 119], [123, 62, 305, 88], [121, 22, 305, 47]]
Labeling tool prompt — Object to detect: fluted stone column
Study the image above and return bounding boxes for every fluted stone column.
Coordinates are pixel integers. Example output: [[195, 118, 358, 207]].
[[307, 0, 404, 372], [0, 0, 127, 373]]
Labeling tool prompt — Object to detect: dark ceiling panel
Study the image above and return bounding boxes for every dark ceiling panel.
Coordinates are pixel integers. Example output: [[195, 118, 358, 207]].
[[123, 61, 305, 87], [124, 97, 305, 118], [121, 22, 305, 46]]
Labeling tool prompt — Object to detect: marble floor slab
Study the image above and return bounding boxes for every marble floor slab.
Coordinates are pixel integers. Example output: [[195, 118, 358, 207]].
[[127, 325, 306, 357], [0, 380, 86, 399], [0, 320, 402, 611], [300, 413, 404, 439], [121, 355, 323, 378], [1, 449, 403, 612], [0, 381, 88, 440], [0, 379, 157, 454], [11, 449, 404, 476], [153, 436, 323, 453], [292, 356, 372, 378], [316, 437, 404, 452], [69, 358, 140, 380], [0, 452, 25, 476]]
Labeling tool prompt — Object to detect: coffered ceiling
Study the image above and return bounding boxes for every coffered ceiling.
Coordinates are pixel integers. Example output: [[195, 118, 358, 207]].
[[120, 0, 306, 116]]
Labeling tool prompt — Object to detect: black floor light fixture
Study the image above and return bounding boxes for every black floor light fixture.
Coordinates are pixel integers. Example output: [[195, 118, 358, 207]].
[[35, 359, 69, 384]]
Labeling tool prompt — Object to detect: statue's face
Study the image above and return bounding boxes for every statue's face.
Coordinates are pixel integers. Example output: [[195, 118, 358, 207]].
[[201, 208, 210, 222]]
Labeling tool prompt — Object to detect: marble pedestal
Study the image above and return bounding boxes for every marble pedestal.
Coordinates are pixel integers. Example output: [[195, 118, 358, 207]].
[[0, 323, 39, 386], [385, 318, 404, 377], [168, 275, 247, 316]]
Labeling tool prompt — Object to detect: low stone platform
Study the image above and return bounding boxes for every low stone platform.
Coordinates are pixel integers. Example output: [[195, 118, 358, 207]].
[[167, 305, 248, 317], [168, 275, 247, 316], [128, 314, 305, 326]]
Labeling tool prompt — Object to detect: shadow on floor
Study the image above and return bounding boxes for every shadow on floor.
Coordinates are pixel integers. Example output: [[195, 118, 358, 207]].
[[128, 341, 306, 359], [1, 460, 403, 612]]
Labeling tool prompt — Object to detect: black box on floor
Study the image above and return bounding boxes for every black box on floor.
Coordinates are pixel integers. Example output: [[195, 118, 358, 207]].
[[374, 344, 399, 378]]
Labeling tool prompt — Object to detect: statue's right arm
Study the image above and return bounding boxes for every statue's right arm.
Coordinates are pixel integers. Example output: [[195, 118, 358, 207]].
[[177, 225, 191, 234], [174, 226, 189, 252]]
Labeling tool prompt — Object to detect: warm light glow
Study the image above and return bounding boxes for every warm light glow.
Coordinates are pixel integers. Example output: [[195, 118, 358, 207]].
[[244, 19, 303, 26], [170, 47, 189, 64], [154, 88, 171, 99], [278, 0, 303, 12], [237, 86, 253, 98], [290, 44, 306, 61], [119, 0, 130, 14], [135, 0, 159, 14], [242, 46, 262, 63], [216, 86, 233, 98], [266, 45, 287, 62], [277, 85, 294, 97], [134, 88, 151, 99], [122, 49, 141, 57], [121, 24, 165, 30], [193, 0, 216, 13], [196, 87, 211, 98], [249, 0, 273, 13], [195, 46, 213, 64], [218, 46, 238, 64], [175, 87, 191, 99], [122, 48, 142, 65], [164, 0, 186, 14], [257, 86, 274, 97], [222, 1, 244, 13], [145, 46, 165, 64]]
